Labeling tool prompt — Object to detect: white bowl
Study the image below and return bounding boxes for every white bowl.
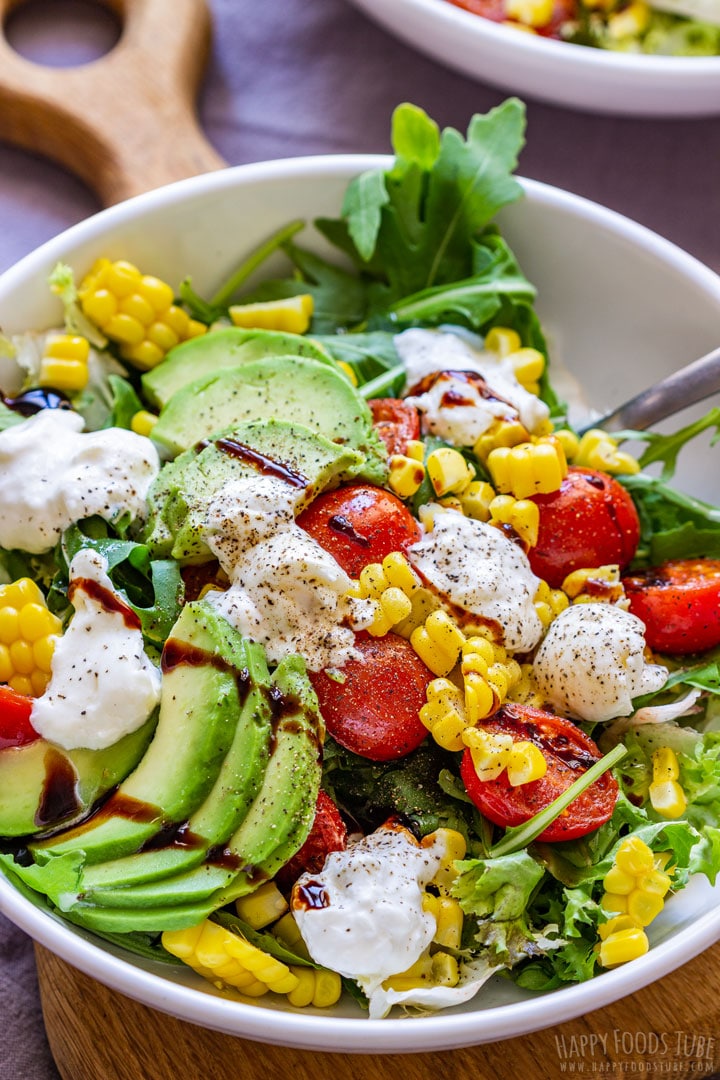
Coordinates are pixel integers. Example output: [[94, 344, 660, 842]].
[[2, 157, 720, 1053], [347, 0, 720, 116]]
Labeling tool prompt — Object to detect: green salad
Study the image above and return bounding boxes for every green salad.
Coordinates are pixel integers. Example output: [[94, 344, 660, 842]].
[[1, 99, 720, 1019]]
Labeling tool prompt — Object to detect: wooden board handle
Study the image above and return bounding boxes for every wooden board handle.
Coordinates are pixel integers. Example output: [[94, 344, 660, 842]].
[[0, 0, 226, 206]]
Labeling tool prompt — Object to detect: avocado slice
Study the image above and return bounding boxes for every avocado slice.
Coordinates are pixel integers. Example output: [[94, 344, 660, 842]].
[[144, 417, 364, 563], [31, 601, 250, 865], [0, 716, 157, 838], [151, 356, 388, 484], [52, 655, 323, 929], [141, 327, 334, 410], [76, 640, 273, 891]]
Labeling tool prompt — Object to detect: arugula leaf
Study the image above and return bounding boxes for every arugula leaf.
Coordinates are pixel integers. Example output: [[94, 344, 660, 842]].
[[312, 331, 400, 386], [623, 471, 720, 564], [340, 100, 525, 300], [634, 407, 720, 482], [56, 520, 183, 647]]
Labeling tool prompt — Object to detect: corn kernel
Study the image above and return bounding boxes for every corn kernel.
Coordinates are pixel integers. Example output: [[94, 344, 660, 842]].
[[105, 260, 142, 297], [575, 429, 641, 476], [235, 881, 288, 929], [45, 334, 90, 363], [554, 428, 580, 460], [426, 447, 475, 497], [229, 295, 314, 335], [615, 837, 655, 877], [105, 313, 145, 346], [433, 896, 464, 949], [121, 340, 165, 371], [119, 292, 155, 326], [463, 726, 514, 781], [0, 608, 19, 645], [458, 480, 495, 521], [130, 410, 158, 438], [82, 288, 117, 326], [649, 779, 687, 819], [0, 645, 12, 683], [484, 326, 521, 357], [147, 321, 179, 353], [627, 889, 665, 927], [474, 419, 530, 463], [599, 926, 649, 967], [506, 740, 547, 786], [464, 671, 496, 724], [38, 357, 89, 392], [406, 440, 425, 462], [601, 892, 629, 915], [603, 865, 636, 896], [9, 675, 34, 696], [507, 347, 545, 386], [607, 0, 650, 37], [431, 951, 459, 986], [652, 747, 680, 782], [505, 0, 554, 25], [137, 275, 174, 314], [380, 587, 413, 625], [488, 438, 566, 501], [358, 563, 387, 601], [388, 455, 426, 499], [597, 914, 639, 942], [639, 870, 672, 898], [382, 552, 420, 595]]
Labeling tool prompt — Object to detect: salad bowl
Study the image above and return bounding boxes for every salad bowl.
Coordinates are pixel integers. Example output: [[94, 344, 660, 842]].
[[346, 0, 720, 115], [2, 147, 720, 1055]]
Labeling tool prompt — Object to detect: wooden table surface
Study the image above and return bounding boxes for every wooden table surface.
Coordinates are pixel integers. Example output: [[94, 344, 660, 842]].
[[35, 942, 720, 1080]]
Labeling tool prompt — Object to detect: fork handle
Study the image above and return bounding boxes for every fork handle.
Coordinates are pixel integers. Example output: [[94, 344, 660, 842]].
[[0, 0, 225, 206], [583, 344, 720, 433]]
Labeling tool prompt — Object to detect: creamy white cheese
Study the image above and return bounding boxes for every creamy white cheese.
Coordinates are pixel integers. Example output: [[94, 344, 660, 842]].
[[405, 370, 516, 446], [30, 549, 161, 751], [291, 823, 448, 1011], [0, 409, 160, 554], [533, 604, 668, 724], [407, 507, 544, 653], [203, 475, 373, 672], [396, 327, 550, 438]]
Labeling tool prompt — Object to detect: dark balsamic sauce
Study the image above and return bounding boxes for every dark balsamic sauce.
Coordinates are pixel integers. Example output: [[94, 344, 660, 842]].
[[293, 879, 330, 910], [327, 514, 371, 547], [69, 577, 141, 630], [3, 389, 72, 416], [212, 437, 308, 488], [35, 747, 81, 828]]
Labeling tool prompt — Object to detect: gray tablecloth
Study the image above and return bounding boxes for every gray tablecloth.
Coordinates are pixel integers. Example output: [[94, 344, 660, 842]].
[[1, 1, 719, 1077]]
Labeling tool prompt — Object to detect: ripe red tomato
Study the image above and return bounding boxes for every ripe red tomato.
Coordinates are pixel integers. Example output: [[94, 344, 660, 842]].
[[368, 398, 421, 457], [528, 467, 641, 588], [0, 685, 40, 751], [310, 631, 432, 761], [296, 484, 421, 578], [275, 790, 347, 890], [459, 703, 618, 842], [624, 558, 720, 655]]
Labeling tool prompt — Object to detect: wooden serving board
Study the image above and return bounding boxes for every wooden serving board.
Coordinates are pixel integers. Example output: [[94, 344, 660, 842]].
[[35, 941, 720, 1079], [2, 1, 719, 1075]]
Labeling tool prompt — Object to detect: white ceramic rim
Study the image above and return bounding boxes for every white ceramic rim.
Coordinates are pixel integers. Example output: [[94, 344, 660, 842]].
[[2, 156, 720, 1052], [360, 0, 720, 73]]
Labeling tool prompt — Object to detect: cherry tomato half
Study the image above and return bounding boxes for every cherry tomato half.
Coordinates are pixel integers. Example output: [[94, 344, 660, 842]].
[[310, 631, 432, 761], [624, 558, 720, 655], [528, 467, 641, 588], [297, 484, 421, 579], [459, 703, 618, 842], [276, 790, 347, 890], [0, 685, 40, 751], [368, 398, 421, 457]]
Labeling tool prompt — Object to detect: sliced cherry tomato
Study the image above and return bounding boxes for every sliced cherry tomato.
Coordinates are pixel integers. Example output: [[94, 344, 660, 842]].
[[459, 703, 618, 842], [0, 685, 40, 750], [624, 558, 720, 655], [275, 790, 347, 890], [528, 467, 641, 588], [310, 631, 432, 761], [296, 484, 421, 578], [368, 398, 421, 457]]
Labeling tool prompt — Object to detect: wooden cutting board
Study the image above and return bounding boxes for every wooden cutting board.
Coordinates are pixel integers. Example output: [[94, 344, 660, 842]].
[[2, 1, 719, 1075], [35, 941, 720, 1079]]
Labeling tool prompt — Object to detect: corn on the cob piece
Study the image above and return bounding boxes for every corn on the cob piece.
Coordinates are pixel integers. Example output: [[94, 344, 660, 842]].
[[533, 580, 570, 628], [0, 578, 62, 697], [346, 552, 422, 637], [487, 436, 567, 501], [426, 447, 475, 498], [79, 258, 206, 371], [487, 493, 540, 547], [474, 418, 530, 464], [597, 837, 673, 966], [561, 564, 627, 607], [163, 920, 299, 998]]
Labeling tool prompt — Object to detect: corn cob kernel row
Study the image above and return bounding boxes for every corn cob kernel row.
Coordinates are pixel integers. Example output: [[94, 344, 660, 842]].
[[598, 837, 674, 966], [419, 635, 523, 753], [0, 578, 62, 697], [39, 333, 91, 393], [346, 552, 423, 637], [162, 920, 341, 1007], [533, 579, 570, 628], [79, 258, 206, 371], [648, 747, 687, 819], [487, 435, 568, 502]]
